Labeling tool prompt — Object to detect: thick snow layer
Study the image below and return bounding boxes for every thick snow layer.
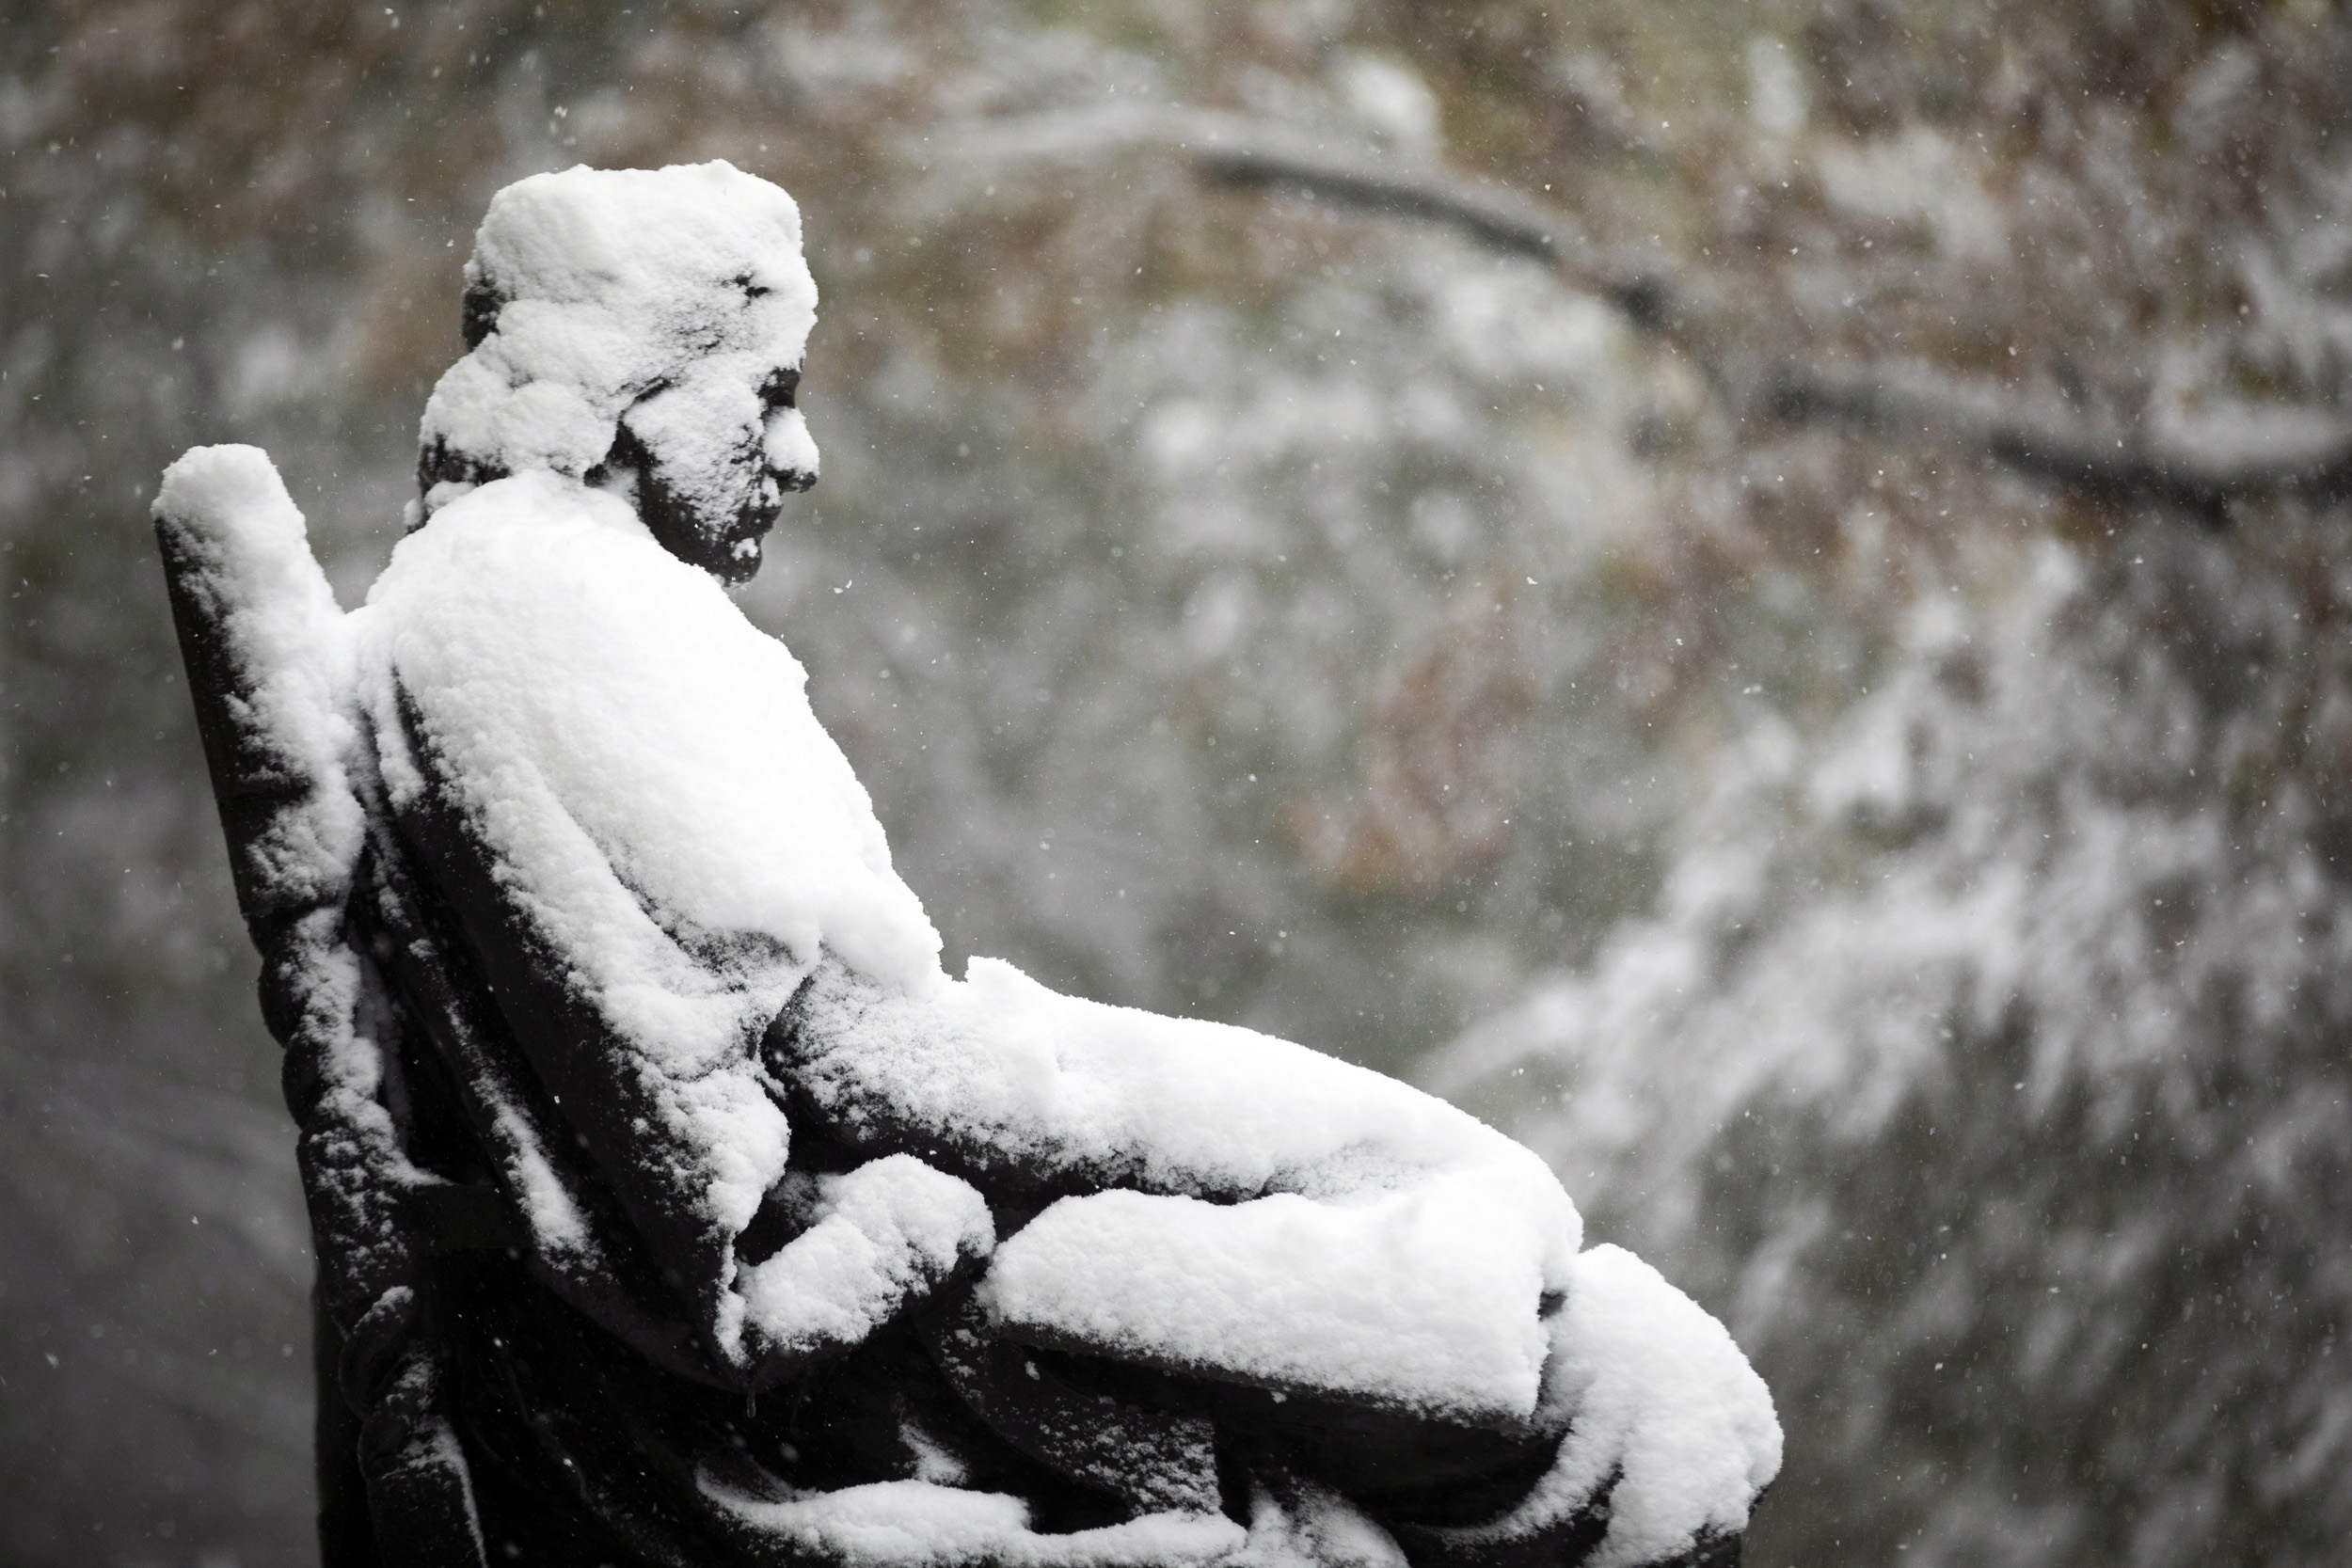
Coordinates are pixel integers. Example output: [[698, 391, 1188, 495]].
[[354, 468, 943, 1361], [1421, 1244, 1782, 1568], [418, 162, 817, 496], [359, 469, 943, 1023], [981, 1181, 1549, 1421], [788, 957, 1579, 1423], [702, 1473, 1246, 1567]]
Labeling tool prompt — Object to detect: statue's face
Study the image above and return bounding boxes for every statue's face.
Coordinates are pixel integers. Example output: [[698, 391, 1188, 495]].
[[421, 163, 825, 583], [606, 281, 820, 584]]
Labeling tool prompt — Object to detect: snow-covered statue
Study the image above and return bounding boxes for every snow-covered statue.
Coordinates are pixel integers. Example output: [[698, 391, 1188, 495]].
[[155, 163, 1779, 1568]]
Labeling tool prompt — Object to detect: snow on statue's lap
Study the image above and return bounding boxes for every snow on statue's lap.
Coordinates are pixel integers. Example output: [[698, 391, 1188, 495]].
[[789, 957, 1580, 1423], [980, 1180, 1551, 1424]]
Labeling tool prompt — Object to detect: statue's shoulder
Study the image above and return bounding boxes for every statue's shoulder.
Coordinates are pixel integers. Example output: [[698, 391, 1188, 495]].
[[408, 468, 640, 541], [377, 471, 676, 605]]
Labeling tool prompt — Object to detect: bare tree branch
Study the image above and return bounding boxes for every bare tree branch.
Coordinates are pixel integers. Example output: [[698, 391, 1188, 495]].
[[1201, 137, 1561, 264], [1181, 126, 2352, 520], [1759, 362, 2352, 525], [1187, 124, 1678, 330], [909, 106, 1673, 326], [914, 107, 2352, 521]]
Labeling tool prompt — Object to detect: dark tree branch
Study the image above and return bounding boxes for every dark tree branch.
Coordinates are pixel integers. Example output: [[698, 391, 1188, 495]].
[[910, 107, 1675, 329], [1196, 135, 1561, 262], [916, 107, 2352, 518], [1189, 126, 1677, 330], [941, 109, 2351, 522], [1756, 362, 2352, 526]]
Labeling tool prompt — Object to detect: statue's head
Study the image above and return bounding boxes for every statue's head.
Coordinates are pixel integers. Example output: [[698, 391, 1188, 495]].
[[417, 161, 819, 583]]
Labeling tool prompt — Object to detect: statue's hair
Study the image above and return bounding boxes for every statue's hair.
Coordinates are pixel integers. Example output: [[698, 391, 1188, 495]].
[[416, 162, 817, 513]]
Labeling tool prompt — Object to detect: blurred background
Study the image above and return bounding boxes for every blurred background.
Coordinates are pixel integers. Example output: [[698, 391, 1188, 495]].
[[8, 1, 2352, 1563]]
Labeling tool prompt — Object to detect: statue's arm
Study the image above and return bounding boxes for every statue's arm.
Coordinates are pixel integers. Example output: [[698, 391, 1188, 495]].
[[154, 447, 487, 1568], [774, 959, 1777, 1566], [772, 957, 1581, 1426]]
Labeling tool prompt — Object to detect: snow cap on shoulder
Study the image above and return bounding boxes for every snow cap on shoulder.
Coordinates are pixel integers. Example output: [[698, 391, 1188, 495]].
[[417, 162, 817, 510]]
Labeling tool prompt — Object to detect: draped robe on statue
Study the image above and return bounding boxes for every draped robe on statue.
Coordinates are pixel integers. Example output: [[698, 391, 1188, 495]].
[[154, 162, 1778, 1568]]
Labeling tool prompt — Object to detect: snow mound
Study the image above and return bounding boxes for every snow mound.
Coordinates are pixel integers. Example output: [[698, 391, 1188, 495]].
[[1235, 1474, 1406, 1568], [979, 1179, 1549, 1423], [737, 1155, 993, 1359], [418, 161, 818, 505]]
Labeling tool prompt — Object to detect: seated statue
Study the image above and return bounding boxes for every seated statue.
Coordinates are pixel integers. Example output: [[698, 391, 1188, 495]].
[[154, 162, 1778, 1568]]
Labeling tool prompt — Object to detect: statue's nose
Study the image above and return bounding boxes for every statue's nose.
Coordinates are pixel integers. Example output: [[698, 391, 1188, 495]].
[[764, 405, 818, 493]]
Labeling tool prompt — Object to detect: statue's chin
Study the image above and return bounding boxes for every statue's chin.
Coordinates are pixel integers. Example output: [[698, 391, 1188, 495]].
[[594, 418, 798, 584], [634, 467, 784, 584], [653, 510, 774, 586], [717, 529, 770, 584]]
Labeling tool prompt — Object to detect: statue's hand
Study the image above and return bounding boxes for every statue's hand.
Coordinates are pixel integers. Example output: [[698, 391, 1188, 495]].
[[1399, 1246, 1783, 1568], [735, 1154, 993, 1372]]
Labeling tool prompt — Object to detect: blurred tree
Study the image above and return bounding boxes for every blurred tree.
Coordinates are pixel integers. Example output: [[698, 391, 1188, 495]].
[[1368, 4, 2352, 1567], [7, 0, 2350, 1564]]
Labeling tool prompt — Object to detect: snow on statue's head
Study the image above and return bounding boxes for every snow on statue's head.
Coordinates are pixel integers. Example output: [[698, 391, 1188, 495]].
[[416, 161, 819, 584]]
